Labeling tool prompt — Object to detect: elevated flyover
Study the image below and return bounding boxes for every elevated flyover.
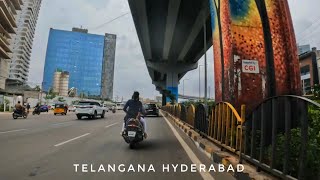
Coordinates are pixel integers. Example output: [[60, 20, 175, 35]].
[[128, 0, 212, 104]]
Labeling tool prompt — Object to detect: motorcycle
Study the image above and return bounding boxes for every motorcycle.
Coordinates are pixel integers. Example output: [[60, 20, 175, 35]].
[[122, 114, 145, 149], [111, 106, 116, 113], [33, 107, 41, 115], [12, 109, 28, 119]]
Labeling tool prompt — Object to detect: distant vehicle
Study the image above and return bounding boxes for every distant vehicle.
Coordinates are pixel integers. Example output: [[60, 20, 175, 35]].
[[112, 106, 116, 113], [108, 104, 116, 110], [12, 108, 28, 119], [48, 104, 55, 110], [54, 103, 67, 115], [68, 105, 77, 112], [40, 105, 49, 112], [75, 101, 106, 120], [33, 107, 41, 115], [144, 103, 159, 117], [116, 103, 125, 110], [102, 104, 109, 112]]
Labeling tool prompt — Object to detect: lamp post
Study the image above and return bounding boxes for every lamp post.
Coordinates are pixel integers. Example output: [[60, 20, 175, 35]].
[[182, 79, 189, 96], [198, 65, 204, 101], [203, 19, 208, 105]]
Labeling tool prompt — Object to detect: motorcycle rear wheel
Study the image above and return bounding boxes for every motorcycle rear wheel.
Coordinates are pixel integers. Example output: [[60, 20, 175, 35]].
[[129, 143, 135, 149]]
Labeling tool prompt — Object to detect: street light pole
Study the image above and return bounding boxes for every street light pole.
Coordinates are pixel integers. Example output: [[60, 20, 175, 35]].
[[204, 20, 208, 105], [198, 65, 204, 101], [182, 79, 189, 96]]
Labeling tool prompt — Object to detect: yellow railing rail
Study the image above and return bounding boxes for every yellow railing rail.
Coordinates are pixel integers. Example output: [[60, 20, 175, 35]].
[[208, 102, 245, 153], [186, 104, 195, 127], [163, 102, 245, 157]]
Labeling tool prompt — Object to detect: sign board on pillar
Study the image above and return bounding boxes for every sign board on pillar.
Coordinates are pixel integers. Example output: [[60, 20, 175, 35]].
[[242, 60, 260, 74]]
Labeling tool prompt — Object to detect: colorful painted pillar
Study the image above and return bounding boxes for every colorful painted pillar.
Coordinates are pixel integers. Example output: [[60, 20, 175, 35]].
[[166, 72, 179, 104], [208, 0, 302, 112]]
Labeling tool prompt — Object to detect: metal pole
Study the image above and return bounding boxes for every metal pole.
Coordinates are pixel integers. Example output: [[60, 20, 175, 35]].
[[183, 80, 185, 96], [199, 66, 201, 101], [183, 79, 189, 96], [198, 65, 204, 102], [4, 96, 6, 112], [204, 21, 208, 105]]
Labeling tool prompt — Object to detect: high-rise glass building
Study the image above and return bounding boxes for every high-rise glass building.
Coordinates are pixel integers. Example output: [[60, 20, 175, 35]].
[[43, 28, 109, 97]]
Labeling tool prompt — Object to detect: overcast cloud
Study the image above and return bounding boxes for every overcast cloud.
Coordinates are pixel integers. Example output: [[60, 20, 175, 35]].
[[28, 0, 320, 101]]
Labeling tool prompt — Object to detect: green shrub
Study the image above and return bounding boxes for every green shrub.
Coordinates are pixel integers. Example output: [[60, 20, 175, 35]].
[[267, 107, 320, 178], [0, 104, 10, 112]]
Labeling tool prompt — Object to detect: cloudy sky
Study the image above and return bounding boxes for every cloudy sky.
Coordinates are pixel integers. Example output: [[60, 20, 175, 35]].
[[28, 0, 320, 101]]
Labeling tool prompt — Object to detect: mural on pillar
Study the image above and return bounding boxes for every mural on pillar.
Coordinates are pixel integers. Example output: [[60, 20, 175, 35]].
[[166, 87, 178, 104], [209, 0, 301, 112]]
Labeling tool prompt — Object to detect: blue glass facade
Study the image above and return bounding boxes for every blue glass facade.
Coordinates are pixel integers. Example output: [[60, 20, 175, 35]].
[[43, 29, 105, 96]]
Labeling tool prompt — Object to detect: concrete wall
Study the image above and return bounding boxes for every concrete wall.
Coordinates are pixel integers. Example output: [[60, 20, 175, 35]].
[[0, 59, 8, 90], [9, 0, 42, 82], [53, 71, 69, 96], [101, 34, 116, 100], [59, 72, 69, 97], [53, 71, 61, 93]]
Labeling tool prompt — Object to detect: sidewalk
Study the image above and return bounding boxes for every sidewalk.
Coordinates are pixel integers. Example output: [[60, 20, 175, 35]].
[[0, 112, 12, 115]]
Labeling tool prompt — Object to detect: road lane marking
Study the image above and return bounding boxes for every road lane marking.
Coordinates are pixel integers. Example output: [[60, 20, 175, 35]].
[[0, 129, 28, 134], [161, 112, 215, 180], [51, 122, 74, 126], [105, 123, 119, 128], [54, 133, 90, 147]]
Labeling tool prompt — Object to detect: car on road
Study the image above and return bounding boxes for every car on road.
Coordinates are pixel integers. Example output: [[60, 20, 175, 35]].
[[48, 104, 55, 110], [39, 105, 49, 112], [75, 101, 106, 120], [102, 104, 109, 112], [116, 103, 125, 110], [68, 105, 77, 112], [144, 103, 159, 117]]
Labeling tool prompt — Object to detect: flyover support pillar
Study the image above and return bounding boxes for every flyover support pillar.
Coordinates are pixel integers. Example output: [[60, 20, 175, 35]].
[[162, 94, 167, 106], [166, 72, 179, 104]]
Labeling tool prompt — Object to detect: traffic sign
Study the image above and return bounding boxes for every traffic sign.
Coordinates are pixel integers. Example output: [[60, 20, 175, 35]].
[[242, 60, 260, 74]]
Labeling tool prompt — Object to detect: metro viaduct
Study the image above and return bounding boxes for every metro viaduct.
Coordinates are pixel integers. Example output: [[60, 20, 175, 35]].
[[128, 0, 212, 105]]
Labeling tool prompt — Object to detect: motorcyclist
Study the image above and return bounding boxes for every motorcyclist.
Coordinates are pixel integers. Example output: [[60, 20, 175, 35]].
[[26, 103, 31, 113], [34, 103, 40, 112], [14, 101, 24, 114], [122, 91, 147, 138]]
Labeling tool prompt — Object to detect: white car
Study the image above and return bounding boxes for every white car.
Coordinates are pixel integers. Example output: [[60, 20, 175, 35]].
[[116, 103, 125, 110], [75, 101, 106, 120], [102, 104, 109, 112], [68, 105, 77, 112]]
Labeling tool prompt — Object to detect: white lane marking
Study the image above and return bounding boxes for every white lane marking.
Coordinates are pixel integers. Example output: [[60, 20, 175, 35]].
[[105, 123, 119, 128], [51, 122, 74, 126], [54, 133, 90, 147], [0, 129, 28, 134], [161, 112, 215, 180]]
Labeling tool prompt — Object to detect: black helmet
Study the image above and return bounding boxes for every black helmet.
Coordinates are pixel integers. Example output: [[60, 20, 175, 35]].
[[132, 91, 139, 100]]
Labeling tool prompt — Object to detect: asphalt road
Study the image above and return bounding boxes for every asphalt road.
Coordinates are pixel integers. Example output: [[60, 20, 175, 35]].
[[0, 111, 235, 180]]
